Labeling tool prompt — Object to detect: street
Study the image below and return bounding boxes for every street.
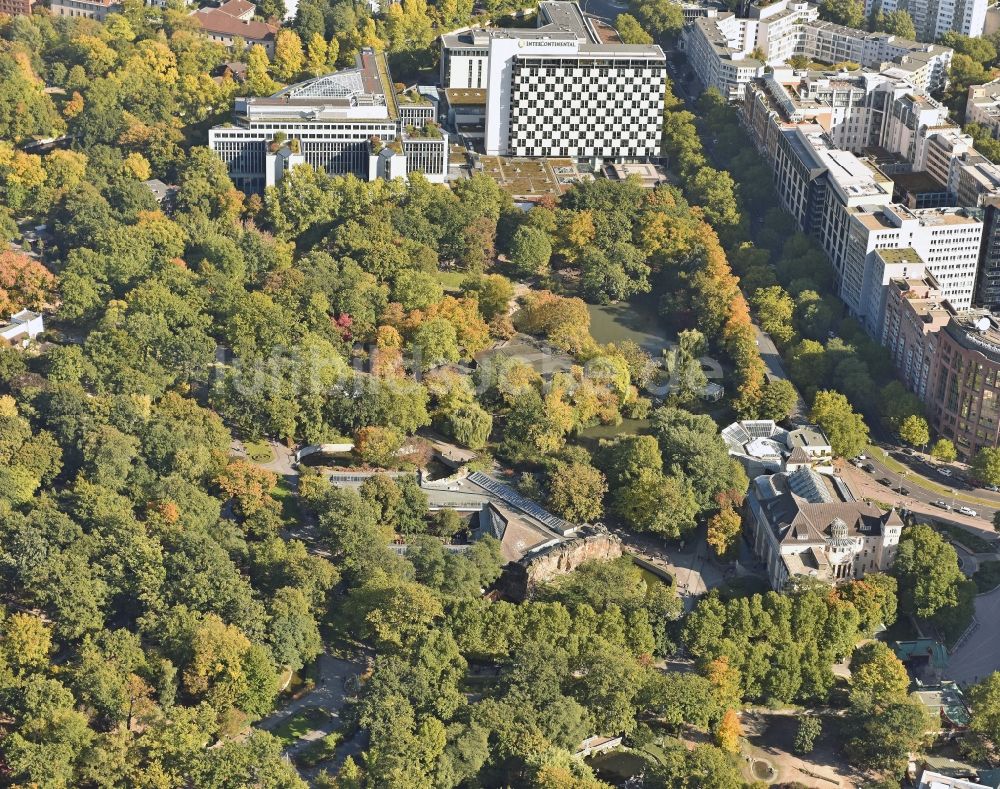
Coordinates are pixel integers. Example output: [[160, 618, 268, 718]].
[[838, 460, 997, 538]]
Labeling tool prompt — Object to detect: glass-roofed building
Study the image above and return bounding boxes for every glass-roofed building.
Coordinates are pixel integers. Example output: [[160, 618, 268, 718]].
[[208, 49, 447, 193]]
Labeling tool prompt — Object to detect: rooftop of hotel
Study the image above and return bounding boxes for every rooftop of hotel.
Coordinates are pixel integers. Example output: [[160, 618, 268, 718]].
[[442, 1, 599, 46]]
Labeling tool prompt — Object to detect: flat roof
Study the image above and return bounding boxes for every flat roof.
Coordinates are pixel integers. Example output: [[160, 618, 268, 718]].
[[444, 88, 487, 106], [890, 169, 947, 194]]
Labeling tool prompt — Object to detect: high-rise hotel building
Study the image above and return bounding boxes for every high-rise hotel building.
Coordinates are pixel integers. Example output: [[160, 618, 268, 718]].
[[439, 2, 666, 160]]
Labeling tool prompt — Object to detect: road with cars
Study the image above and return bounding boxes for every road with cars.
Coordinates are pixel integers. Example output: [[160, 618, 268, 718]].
[[839, 453, 999, 540]]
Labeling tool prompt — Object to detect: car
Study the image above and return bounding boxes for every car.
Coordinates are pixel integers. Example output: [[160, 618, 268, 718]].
[[903, 448, 915, 455], [878, 477, 892, 487], [958, 506, 978, 517], [899, 487, 910, 496], [938, 467, 953, 477], [850, 458, 863, 467], [931, 500, 952, 510], [856, 454, 867, 461], [986, 485, 1000, 493], [862, 463, 876, 473]]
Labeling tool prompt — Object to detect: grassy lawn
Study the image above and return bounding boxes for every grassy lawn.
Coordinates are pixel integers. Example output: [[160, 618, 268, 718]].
[[271, 477, 300, 522], [935, 522, 995, 554], [244, 439, 273, 464], [974, 560, 1000, 593], [435, 270, 467, 292], [272, 708, 330, 747]]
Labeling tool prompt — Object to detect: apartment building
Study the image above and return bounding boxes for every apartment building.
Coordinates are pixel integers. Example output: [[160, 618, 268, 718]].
[[191, 0, 278, 56], [0, 0, 34, 16], [967, 79, 1000, 140], [865, 0, 986, 40], [208, 50, 447, 193], [440, 2, 666, 160], [927, 312, 1000, 458], [49, 0, 119, 20], [880, 272, 952, 399], [682, 0, 952, 100]]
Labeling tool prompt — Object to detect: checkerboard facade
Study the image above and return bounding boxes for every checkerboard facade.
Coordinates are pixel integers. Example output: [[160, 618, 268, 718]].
[[507, 57, 665, 159]]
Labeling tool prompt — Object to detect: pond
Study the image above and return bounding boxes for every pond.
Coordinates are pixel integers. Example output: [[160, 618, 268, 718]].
[[586, 295, 675, 356], [588, 751, 651, 782]]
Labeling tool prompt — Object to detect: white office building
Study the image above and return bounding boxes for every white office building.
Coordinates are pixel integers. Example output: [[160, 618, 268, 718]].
[[208, 50, 447, 193], [440, 2, 666, 160]]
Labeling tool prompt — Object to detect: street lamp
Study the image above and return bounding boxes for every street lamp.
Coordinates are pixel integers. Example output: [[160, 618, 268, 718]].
[[951, 488, 957, 510], [897, 470, 908, 496]]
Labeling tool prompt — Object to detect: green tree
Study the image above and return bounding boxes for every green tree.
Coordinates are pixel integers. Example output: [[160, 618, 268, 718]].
[[973, 447, 1000, 486], [408, 318, 460, 370], [873, 9, 916, 37], [931, 438, 957, 463], [547, 460, 607, 524], [633, 0, 684, 37], [898, 414, 929, 448], [809, 390, 869, 458], [615, 13, 653, 44], [752, 285, 796, 346], [757, 378, 799, 422], [845, 700, 928, 772], [462, 273, 513, 321], [689, 167, 740, 228], [819, 0, 864, 26], [848, 642, 910, 711], [508, 225, 552, 279], [794, 715, 821, 754], [968, 672, 1000, 755], [893, 524, 964, 619]]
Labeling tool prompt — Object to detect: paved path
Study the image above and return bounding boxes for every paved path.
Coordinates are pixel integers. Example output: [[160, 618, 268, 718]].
[[257, 653, 365, 760], [752, 323, 809, 425], [617, 530, 729, 610], [260, 439, 297, 477], [945, 585, 1000, 686]]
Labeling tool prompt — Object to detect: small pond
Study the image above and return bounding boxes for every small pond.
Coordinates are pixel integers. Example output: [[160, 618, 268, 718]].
[[586, 295, 675, 356]]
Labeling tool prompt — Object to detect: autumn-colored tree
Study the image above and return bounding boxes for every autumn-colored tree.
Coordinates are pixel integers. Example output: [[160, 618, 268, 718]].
[[424, 295, 491, 358], [354, 426, 405, 468], [246, 44, 279, 97], [714, 708, 742, 753], [1, 612, 52, 675], [216, 459, 279, 519], [273, 29, 305, 82], [305, 33, 329, 76], [0, 250, 56, 315], [707, 506, 741, 559], [553, 209, 596, 264]]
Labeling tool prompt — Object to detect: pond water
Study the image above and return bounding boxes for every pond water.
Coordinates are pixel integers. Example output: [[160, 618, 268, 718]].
[[586, 296, 675, 356], [588, 751, 650, 782]]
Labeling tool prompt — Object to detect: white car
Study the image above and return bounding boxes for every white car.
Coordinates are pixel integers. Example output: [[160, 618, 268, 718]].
[[938, 467, 953, 477], [957, 506, 978, 517]]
